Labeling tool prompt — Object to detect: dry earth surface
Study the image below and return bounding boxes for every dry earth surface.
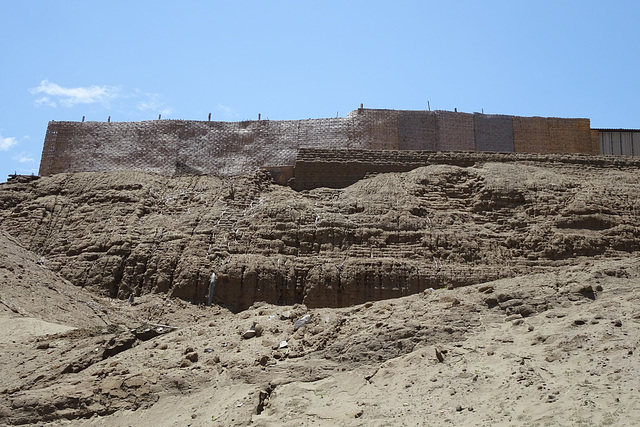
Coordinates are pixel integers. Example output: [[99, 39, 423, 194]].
[[1, 160, 639, 426]]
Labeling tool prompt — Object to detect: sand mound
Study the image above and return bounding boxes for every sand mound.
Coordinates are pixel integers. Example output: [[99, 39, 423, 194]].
[[1, 160, 639, 425]]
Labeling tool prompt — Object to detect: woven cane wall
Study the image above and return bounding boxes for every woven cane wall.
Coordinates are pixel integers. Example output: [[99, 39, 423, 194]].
[[39, 109, 604, 178], [474, 114, 515, 152]]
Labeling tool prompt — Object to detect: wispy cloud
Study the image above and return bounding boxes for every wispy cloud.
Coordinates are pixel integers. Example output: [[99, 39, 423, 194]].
[[34, 96, 56, 107], [0, 134, 18, 151], [29, 80, 175, 119], [215, 104, 239, 121], [30, 80, 118, 107], [16, 153, 35, 163], [136, 91, 172, 116]]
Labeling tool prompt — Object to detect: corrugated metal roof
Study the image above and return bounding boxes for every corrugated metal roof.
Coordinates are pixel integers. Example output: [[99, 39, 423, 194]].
[[593, 128, 640, 132]]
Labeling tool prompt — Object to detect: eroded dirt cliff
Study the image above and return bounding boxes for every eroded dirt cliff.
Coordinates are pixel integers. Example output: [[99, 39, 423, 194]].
[[2, 158, 640, 426], [1, 160, 639, 311], [1, 229, 639, 426]]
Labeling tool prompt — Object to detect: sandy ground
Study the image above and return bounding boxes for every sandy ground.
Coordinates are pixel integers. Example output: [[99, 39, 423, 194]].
[[1, 228, 639, 426], [0, 318, 75, 345]]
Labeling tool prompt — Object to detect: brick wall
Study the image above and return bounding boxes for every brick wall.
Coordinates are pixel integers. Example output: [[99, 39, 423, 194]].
[[39, 109, 601, 178], [39, 118, 350, 177], [513, 116, 547, 153], [398, 110, 437, 150], [347, 109, 400, 150], [436, 111, 476, 151], [513, 116, 597, 155], [291, 148, 640, 190], [474, 114, 514, 152]]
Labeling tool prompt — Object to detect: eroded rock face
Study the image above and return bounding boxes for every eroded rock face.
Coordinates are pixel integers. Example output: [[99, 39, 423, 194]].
[[1, 161, 639, 311]]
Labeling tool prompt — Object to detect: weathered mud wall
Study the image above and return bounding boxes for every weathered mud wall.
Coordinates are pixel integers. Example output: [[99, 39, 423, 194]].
[[474, 114, 514, 152], [4, 154, 640, 311], [513, 116, 597, 154], [39, 118, 352, 177], [39, 109, 600, 178], [290, 149, 640, 190]]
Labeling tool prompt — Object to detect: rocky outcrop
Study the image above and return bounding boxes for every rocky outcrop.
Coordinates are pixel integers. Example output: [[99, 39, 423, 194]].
[[1, 159, 640, 311]]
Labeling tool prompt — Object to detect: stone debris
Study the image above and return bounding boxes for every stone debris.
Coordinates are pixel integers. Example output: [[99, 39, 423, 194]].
[[242, 329, 256, 339], [2, 156, 640, 426], [279, 311, 292, 321], [293, 315, 311, 331], [132, 323, 177, 341], [254, 323, 264, 337]]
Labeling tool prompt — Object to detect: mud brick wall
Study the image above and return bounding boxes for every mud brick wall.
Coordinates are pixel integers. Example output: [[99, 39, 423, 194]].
[[436, 111, 475, 151], [347, 109, 400, 150], [513, 116, 551, 153], [291, 148, 640, 190], [548, 118, 595, 155], [548, 118, 576, 154], [291, 149, 440, 190], [39, 108, 604, 178], [39, 121, 178, 176], [398, 110, 438, 150], [298, 118, 351, 150], [40, 118, 351, 177], [580, 120, 600, 155], [474, 114, 514, 152], [513, 117, 596, 155], [591, 130, 601, 155]]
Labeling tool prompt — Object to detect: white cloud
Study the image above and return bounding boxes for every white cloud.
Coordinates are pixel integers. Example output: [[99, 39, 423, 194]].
[[29, 80, 175, 119], [9, 151, 36, 164], [30, 80, 118, 107], [0, 135, 18, 151], [136, 92, 172, 116], [34, 96, 56, 107], [215, 104, 238, 120]]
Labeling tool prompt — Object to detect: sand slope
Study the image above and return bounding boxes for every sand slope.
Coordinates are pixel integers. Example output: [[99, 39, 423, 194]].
[[1, 227, 638, 426], [1, 161, 639, 426]]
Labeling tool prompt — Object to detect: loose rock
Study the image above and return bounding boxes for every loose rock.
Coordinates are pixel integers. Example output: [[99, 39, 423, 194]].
[[293, 315, 311, 331]]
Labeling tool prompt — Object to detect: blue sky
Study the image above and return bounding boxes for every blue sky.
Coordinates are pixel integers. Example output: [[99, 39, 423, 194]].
[[1, 1, 639, 180]]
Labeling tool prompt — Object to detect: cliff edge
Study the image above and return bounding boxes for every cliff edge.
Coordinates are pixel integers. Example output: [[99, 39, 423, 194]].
[[1, 157, 639, 311]]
